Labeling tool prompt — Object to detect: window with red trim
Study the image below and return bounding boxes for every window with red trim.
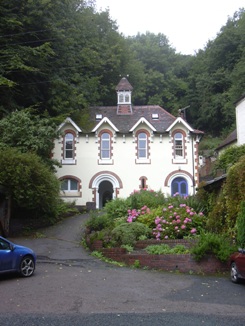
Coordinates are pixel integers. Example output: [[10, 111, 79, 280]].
[[64, 132, 74, 159], [101, 132, 111, 159], [138, 132, 147, 159], [174, 132, 184, 158]]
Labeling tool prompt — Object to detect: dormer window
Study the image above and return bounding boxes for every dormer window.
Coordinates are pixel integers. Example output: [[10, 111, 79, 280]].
[[152, 113, 159, 120], [117, 91, 131, 104], [96, 114, 102, 120]]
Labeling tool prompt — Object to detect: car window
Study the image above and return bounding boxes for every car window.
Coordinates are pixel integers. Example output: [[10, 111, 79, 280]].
[[0, 239, 10, 250]]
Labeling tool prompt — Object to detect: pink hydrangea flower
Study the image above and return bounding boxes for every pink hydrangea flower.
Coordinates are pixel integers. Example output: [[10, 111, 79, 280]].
[[190, 228, 197, 234]]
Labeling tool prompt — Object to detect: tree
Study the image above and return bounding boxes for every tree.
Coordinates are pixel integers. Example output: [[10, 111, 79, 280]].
[[236, 201, 245, 248], [0, 148, 61, 233], [0, 110, 59, 170], [213, 144, 245, 173], [126, 32, 190, 112]]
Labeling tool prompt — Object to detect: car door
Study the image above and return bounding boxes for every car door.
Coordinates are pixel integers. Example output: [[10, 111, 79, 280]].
[[0, 238, 14, 272], [236, 251, 245, 278]]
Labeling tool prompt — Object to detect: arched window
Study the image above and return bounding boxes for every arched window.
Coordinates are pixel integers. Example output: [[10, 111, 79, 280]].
[[119, 93, 124, 103], [174, 133, 183, 158], [125, 93, 130, 102], [61, 178, 78, 192], [138, 132, 147, 159], [118, 91, 131, 104], [101, 132, 110, 159], [64, 133, 74, 159], [171, 177, 188, 196]]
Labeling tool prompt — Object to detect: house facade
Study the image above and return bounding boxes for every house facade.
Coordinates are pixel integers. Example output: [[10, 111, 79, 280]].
[[236, 94, 245, 146], [52, 77, 203, 209]]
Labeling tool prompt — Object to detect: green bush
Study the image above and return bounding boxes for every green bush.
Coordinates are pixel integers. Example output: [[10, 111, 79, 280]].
[[136, 206, 163, 228], [128, 189, 165, 209], [85, 211, 111, 232], [145, 244, 189, 255], [103, 198, 129, 221], [88, 228, 115, 248], [236, 201, 245, 248], [190, 232, 236, 262], [111, 222, 151, 246]]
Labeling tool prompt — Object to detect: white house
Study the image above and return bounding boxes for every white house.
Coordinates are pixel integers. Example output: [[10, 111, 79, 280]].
[[52, 77, 204, 209], [236, 94, 245, 146]]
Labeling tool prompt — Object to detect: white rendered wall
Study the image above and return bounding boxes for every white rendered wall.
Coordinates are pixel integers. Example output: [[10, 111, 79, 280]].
[[236, 97, 245, 146], [53, 122, 197, 207]]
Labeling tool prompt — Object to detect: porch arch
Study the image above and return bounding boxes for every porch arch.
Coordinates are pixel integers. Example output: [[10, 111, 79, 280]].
[[89, 171, 123, 209], [164, 170, 194, 196]]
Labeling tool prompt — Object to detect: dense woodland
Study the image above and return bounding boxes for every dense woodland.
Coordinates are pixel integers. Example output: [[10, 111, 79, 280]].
[[1, 0, 245, 139]]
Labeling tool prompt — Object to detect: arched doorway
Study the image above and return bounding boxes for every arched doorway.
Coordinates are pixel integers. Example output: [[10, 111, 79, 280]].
[[171, 177, 188, 196], [99, 181, 113, 207], [90, 172, 123, 209]]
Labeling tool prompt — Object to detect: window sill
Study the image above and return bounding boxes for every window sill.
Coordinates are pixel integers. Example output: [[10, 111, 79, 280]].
[[60, 191, 81, 197], [98, 159, 113, 165], [136, 158, 151, 164], [172, 158, 187, 164], [61, 159, 76, 165]]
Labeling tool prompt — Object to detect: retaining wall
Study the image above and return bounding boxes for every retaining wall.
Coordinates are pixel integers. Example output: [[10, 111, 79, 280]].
[[89, 239, 229, 274]]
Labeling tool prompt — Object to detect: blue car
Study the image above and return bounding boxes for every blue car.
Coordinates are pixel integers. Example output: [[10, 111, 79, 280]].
[[0, 236, 36, 277]]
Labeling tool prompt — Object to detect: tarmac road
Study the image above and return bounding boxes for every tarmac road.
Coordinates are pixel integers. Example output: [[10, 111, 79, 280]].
[[0, 214, 245, 325]]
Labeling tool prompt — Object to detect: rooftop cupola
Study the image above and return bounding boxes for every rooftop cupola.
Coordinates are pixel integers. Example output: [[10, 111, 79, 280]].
[[115, 77, 133, 115]]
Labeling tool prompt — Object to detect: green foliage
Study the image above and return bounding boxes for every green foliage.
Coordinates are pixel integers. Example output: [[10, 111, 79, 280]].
[[224, 156, 245, 233], [198, 135, 222, 153], [103, 198, 129, 221], [132, 260, 141, 268], [111, 222, 151, 246], [139, 203, 206, 240], [167, 194, 206, 215], [145, 244, 189, 255], [236, 201, 245, 248], [213, 144, 245, 173], [85, 211, 111, 232], [128, 189, 165, 209], [121, 244, 134, 253], [0, 147, 62, 222], [137, 206, 164, 228], [191, 233, 236, 262], [206, 190, 227, 233], [0, 110, 59, 170], [203, 154, 245, 237]]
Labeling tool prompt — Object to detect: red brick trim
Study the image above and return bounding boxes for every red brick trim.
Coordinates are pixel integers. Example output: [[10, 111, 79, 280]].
[[164, 170, 193, 187]]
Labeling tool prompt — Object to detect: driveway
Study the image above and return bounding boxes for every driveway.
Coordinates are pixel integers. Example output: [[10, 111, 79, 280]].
[[1, 213, 245, 325]]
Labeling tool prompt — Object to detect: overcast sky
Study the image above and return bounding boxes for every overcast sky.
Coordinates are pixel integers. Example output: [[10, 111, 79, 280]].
[[95, 0, 244, 55]]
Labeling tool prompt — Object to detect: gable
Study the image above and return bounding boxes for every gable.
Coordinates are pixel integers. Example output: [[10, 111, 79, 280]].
[[88, 105, 176, 134]]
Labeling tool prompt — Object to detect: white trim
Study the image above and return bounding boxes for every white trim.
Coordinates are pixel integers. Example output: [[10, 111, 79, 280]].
[[166, 117, 194, 132], [92, 117, 119, 132], [173, 158, 187, 164], [129, 117, 156, 132], [61, 159, 76, 165], [58, 117, 82, 132], [92, 173, 120, 209], [98, 159, 113, 165], [167, 173, 194, 196], [136, 158, 151, 164]]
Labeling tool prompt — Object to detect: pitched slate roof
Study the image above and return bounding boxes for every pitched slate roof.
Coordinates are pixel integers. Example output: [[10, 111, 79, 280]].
[[215, 129, 237, 151], [82, 77, 204, 136], [89, 105, 178, 134], [115, 77, 133, 91]]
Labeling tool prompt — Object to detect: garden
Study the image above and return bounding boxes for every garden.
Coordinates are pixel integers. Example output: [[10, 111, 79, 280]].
[[84, 149, 245, 273]]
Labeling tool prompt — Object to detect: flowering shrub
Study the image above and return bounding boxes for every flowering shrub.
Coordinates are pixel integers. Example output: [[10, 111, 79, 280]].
[[128, 189, 165, 209], [127, 203, 205, 240], [152, 204, 205, 239], [127, 206, 151, 223]]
